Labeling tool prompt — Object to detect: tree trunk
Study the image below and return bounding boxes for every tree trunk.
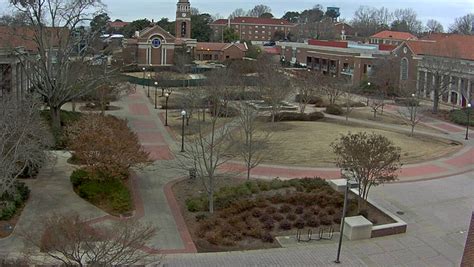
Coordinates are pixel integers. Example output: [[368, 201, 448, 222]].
[[433, 94, 439, 114], [411, 124, 415, 136], [71, 101, 76, 112], [50, 106, 61, 132], [373, 109, 377, 118], [208, 190, 214, 214]]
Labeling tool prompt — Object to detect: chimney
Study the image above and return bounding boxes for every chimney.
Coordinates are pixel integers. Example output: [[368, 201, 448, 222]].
[[134, 31, 140, 38]]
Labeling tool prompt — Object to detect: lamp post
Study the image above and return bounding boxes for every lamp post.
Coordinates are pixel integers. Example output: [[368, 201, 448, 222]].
[[366, 82, 371, 106], [147, 74, 151, 97], [181, 110, 186, 152], [164, 91, 171, 126], [154, 81, 158, 109], [142, 67, 146, 90], [335, 177, 356, 264], [466, 103, 472, 140]]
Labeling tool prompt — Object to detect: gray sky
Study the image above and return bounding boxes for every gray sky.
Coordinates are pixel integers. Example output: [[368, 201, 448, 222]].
[[1, 0, 473, 28]]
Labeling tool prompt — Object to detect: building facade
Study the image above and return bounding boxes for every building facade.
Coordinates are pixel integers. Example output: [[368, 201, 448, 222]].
[[370, 30, 418, 46], [210, 17, 296, 43], [393, 34, 474, 107], [278, 40, 391, 86], [195, 42, 247, 61]]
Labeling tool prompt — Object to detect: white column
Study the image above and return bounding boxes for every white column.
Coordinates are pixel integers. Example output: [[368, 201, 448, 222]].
[[431, 73, 435, 100], [423, 71, 428, 97], [447, 76, 452, 103], [457, 78, 462, 106], [468, 79, 472, 104]]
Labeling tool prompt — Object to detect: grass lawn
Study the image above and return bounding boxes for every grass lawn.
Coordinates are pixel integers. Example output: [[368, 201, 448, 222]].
[[71, 169, 134, 216], [166, 110, 233, 138], [252, 119, 461, 167], [343, 107, 443, 134]]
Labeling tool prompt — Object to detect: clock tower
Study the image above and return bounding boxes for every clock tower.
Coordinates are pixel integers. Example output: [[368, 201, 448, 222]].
[[175, 0, 191, 39]]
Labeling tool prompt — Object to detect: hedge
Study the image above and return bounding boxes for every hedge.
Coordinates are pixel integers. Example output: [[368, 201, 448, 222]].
[[325, 104, 344, 115], [273, 112, 324, 122], [0, 181, 30, 220], [449, 108, 474, 126]]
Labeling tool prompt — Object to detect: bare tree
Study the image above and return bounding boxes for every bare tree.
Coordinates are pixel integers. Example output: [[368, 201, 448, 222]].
[[396, 93, 425, 136], [351, 6, 392, 37], [426, 19, 444, 33], [421, 47, 459, 113], [248, 5, 272, 18], [177, 68, 237, 214], [294, 70, 318, 114], [0, 95, 50, 197], [259, 69, 291, 122], [392, 8, 423, 34], [23, 213, 156, 266], [449, 13, 473, 34], [332, 132, 401, 212], [229, 8, 247, 19], [9, 0, 106, 131], [323, 75, 348, 105], [369, 96, 385, 118], [232, 103, 271, 180]]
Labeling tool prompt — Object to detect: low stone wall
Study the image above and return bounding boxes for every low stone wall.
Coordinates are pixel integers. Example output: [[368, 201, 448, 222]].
[[328, 179, 407, 240]]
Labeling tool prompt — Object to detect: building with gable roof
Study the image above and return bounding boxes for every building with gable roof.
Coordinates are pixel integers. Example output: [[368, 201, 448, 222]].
[[210, 17, 297, 43], [370, 30, 418, 46], [393, 34, 474, 107]]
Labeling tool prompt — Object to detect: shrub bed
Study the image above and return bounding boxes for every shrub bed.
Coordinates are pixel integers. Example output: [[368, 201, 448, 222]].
[[40, 110, 82, 149], [0, 181, 30, 220], [186, 178, 352, 249], [325, 104, 344, 115], [294, 95, 325, 106], [273, 112, 324, 122], [449, 108, 474, 126], [70, 169, 133, 216]]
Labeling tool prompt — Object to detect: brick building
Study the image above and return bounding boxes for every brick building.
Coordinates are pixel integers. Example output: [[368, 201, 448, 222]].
[[394, 34, 474, 107], [122, 0, 197, 66], [195, 42, 247, 61], [370, 30, 418, 46], [210, 17, 297, 43], [0, 26, 64, 99], [278, 40, 392, 86]]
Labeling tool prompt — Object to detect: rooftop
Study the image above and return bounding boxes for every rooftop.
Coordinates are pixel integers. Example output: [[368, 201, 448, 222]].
[[406, 34, 474, 61], [211, 17, 295, 26], [196, 42, 247, 52], [371, 30, 418, 41]]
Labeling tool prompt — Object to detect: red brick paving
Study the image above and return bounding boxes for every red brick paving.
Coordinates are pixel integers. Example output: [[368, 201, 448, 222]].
[[129, 103, 151, 116], [444, 147, 474, 168], [163, 178, 198, 253], [129, 119, 158, 130], [137, 132, 166, 143], [222, 163, 341, 179], [143, 145, 174, 160], [432, 122, 464, 133], [397, 164, 448, 177]]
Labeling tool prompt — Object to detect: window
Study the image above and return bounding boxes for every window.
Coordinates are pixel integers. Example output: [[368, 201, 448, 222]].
[[401, 58, 408, 80]]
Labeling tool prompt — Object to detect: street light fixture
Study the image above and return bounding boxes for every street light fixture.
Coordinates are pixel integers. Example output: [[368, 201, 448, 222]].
[[335, 176, 357, 264], [147, 74, 151, 97], [142, 67, 146, 90], [164, 91, 171, 126], [181, 110, 186, 152], [154, 81, 158, 109], [466, 103, 472, 140]]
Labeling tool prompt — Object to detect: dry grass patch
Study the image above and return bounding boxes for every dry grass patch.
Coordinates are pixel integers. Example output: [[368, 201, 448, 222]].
[[257, 120, 461, 167]]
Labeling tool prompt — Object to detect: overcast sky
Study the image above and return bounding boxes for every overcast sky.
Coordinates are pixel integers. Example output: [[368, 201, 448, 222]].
[[1, 0, 473, 28]]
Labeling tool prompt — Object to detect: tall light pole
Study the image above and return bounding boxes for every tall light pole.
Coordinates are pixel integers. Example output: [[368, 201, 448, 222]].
[[154, 81, 158, 109], [142, 67, 146, 90], [466, 103, 472, 140], [147, 74, 151, 97], [181, 110, 186, 152], [335, 175, 355, 264], [164, 91, 171, 126]]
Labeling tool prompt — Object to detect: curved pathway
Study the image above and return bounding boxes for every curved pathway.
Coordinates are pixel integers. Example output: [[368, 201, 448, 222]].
[[1, 89, 471, 266]]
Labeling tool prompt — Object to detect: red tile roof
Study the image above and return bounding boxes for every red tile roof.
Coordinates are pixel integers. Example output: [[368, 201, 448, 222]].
[[378, 44, 398, 51], [108, 21, 129, 29], [196, 42, 247, 52], [371, 30, 417, 41], [263, 47, 281, 55], [211, 17, 295, 26], [406, 34, 474, 61]]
